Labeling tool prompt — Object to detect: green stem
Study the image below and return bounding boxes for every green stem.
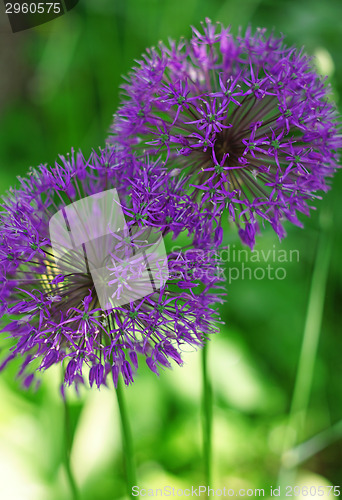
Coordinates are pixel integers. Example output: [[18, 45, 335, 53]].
[[116, 377, 137, 498], [63, 395, 80, 500], [278, 210, 332, 486], [202, 341, 213, 491]]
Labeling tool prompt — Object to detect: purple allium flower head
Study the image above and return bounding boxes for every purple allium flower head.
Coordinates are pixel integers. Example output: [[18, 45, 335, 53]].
[[109, 20, 342, 248], [0, 148, 223, 390]]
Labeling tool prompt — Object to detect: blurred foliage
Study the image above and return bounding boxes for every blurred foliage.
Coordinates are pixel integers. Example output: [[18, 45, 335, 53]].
[[0, 0, 342, 499]]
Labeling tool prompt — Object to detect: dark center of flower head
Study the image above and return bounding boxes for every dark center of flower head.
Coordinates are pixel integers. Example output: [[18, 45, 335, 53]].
[[130, 81, 296, 214], [207, 95, 282, 191], [36, 224, 164, 318]]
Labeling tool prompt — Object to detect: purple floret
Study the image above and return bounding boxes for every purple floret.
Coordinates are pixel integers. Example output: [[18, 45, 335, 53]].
[[109, 19, 342, 248]]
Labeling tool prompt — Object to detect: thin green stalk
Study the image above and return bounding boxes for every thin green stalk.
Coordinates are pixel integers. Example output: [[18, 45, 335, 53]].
[[202, 340, 213, 492], [63, 395, 80, 500], [116, 377, 137, 499], [282, 418, 342, 468], [278, 211, 333, 487]]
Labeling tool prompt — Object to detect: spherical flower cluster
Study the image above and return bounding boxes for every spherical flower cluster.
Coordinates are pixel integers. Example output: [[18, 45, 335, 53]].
[[109, 20, 342, 248], [0, 148, 223, 389]]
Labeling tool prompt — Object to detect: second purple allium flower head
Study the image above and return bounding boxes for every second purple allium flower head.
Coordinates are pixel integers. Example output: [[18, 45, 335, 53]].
[[0, 148, 223, 390], [109, 19, 342, 248]]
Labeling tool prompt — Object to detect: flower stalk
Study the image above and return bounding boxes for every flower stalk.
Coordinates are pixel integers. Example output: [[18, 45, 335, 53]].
[[202, 340, 213, 492], [116, 377, 137, 499], [63, 395, 80, 500]]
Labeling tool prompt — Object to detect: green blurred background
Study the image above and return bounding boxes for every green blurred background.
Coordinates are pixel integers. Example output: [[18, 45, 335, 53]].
[[1, 0, 342, 498]]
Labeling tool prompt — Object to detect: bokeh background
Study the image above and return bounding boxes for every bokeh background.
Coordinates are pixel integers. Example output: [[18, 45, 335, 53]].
[[1, 0, 342, 498]]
